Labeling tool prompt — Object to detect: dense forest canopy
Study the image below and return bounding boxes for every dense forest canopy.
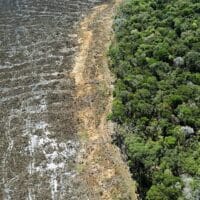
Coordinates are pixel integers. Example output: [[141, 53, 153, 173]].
[[108, 0, 200, 199]]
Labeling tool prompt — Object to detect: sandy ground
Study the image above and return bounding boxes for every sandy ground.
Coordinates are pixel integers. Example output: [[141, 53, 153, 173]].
[[71, 0, 138, 199]]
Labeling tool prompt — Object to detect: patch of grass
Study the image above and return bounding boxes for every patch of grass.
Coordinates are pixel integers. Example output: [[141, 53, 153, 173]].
[[78, 130, 89, 142], [75, 163, 86, 173]]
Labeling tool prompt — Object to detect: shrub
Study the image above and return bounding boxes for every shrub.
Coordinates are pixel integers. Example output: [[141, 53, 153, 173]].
[[185, 51, 200, 72]]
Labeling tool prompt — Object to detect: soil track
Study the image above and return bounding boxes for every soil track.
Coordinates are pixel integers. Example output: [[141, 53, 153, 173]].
[[71, 1, 138, 199]]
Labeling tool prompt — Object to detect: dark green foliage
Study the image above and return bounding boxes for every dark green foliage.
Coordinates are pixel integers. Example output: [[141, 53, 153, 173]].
[[185, 52, 200, 72], [109, 0, 200, 199]]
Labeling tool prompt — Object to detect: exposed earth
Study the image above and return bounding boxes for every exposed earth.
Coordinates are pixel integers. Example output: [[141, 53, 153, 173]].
[[71, 0, 137, 199]]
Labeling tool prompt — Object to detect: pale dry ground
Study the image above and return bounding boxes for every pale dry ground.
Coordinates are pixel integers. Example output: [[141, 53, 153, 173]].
[[71, 0, 138, 199]]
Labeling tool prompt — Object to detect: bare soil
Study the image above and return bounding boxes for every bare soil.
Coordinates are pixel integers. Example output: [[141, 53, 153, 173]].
[[71, 1, 138, 199]]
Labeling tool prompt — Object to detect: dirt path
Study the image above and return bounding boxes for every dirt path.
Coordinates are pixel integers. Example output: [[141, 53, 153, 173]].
[[71, 0, 138, 199]]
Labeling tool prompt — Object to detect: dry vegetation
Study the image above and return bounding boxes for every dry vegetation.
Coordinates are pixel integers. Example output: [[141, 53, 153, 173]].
[[71, 0, 138, 199]]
